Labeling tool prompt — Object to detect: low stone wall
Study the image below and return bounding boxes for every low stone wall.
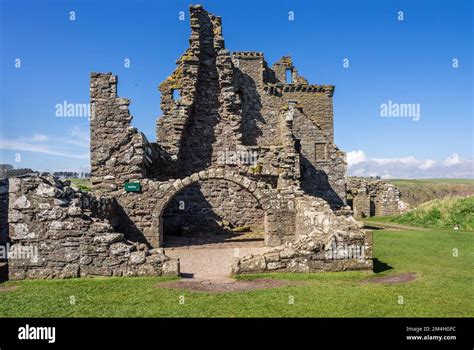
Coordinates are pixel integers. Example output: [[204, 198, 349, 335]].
[[232, 196, 372, 274], [6, 174, 179, 280], [4, 174, 374, 279], [346, 177, 410, 218]]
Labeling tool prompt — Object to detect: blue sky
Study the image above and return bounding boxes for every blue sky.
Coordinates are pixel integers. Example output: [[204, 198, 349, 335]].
[[0, 0, 472, 178]]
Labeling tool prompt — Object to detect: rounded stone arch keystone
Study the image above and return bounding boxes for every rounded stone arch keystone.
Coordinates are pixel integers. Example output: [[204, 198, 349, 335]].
[[150, 170, 272, 247]]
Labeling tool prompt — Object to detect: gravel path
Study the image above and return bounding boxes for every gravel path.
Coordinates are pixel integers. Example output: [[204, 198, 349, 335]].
[[165, 241, 270, 282]]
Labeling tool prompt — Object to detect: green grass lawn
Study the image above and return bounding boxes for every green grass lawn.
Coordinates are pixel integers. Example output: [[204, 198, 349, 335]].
[[390, 178, 474, 185], [67, 178, 92, 192], [0, 228, 472, 317], [367, 196, 474, 231], [389, 179, 474, 207]]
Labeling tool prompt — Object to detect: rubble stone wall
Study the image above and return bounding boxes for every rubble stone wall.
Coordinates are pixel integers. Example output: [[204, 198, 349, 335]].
[[90, 72, 159, 191], [346, 177, 410, 218], [157, 5, 242, 177], [232, 195, 373, 274], [0, 179, 8, 247], [5, 175, 178, 280], [2, 5, 381, 280]]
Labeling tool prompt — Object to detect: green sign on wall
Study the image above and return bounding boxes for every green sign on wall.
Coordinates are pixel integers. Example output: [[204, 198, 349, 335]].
[[124, 182, 141, 192]]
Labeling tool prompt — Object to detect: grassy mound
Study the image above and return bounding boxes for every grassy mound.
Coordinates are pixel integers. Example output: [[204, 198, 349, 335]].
[[387, 196, 474, 230], [390, 178, 474, 207]]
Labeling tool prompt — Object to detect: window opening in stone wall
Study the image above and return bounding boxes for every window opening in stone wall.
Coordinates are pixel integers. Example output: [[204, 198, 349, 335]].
[[172, 89, 181, 100], [285, 68, 293, 83]]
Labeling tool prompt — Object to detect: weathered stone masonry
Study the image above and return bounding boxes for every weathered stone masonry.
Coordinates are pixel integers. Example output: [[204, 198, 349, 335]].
[[86, 5, 372, 274], [2, 5, 379, 279], [3, 175, 178, 280], [346, 177, 410, 219]]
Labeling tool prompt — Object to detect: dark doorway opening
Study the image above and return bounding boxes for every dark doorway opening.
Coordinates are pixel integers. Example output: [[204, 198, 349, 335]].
[[161, 180, 265, 247]]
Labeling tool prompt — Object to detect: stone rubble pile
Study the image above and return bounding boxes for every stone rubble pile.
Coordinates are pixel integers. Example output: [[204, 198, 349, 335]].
[[232, 196, 373, 274]]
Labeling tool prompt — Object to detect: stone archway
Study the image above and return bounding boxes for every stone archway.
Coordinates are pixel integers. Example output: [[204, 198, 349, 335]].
[[151, 169, 273, 247]]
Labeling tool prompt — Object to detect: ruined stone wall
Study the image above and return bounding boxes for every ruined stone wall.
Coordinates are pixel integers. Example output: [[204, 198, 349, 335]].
[[272, 56, 308, 85], [5, 174, 178, 280], [291, 104, 346, 207], [0, 179, 8, 246], [109, 179, 161, 245], [0, 179, 9, 280], [346, 177, 410, 218], [90, 72, 158, 190], [231, 52, 345, 207], [157, 5, 242, 177], [347, 180, 371, 218], [279, 90, 334, 142], [89, 72, 171, 244], [371, 182, 407, 216], [232, 53, 269, 146], [232, 195, 372, 274]]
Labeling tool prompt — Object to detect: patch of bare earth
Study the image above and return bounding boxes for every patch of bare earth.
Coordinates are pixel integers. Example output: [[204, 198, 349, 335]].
[[158, 234, 296, 292], [361, 272, 417, 284], [0, 285, 18, 292], [164, 235, 271, 281], [157, 278, 293, 293]]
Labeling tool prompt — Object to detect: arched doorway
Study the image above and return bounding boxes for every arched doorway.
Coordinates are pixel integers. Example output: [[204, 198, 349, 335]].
[[162, 179, 264, 246], [151, 170, 271, 248]]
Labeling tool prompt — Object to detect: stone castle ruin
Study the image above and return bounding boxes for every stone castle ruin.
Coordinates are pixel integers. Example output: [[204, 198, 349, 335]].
[[346, 178, 409, 219], [0, 5, 387, 280]]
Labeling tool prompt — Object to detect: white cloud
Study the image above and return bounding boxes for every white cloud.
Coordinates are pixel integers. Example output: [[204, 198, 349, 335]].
[[346, 150, 366, 166], [419, 159, 436, 170], [31, 134, 49, 142], [347, 151, 474, 178], [352, 167, 367, 177], [372, 156, 419, 166], [0, 128, 89, 159], [71, 126, 89, 144], [443, 153, 461, 166]]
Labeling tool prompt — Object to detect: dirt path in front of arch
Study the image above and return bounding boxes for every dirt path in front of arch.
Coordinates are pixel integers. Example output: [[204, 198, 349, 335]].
[[164, 239, 271, 281], [157, 240, 294, 293], [158, 237, 296, 292]]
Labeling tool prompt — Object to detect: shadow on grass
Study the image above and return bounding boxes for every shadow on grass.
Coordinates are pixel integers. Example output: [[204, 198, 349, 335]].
[[373, 258, 393, 273], [363, 224, 385, 230]]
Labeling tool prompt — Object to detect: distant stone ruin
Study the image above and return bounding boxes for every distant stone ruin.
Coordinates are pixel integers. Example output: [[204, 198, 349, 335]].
[[1, 5, 389, 280], [346, 177, 410, 219]]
